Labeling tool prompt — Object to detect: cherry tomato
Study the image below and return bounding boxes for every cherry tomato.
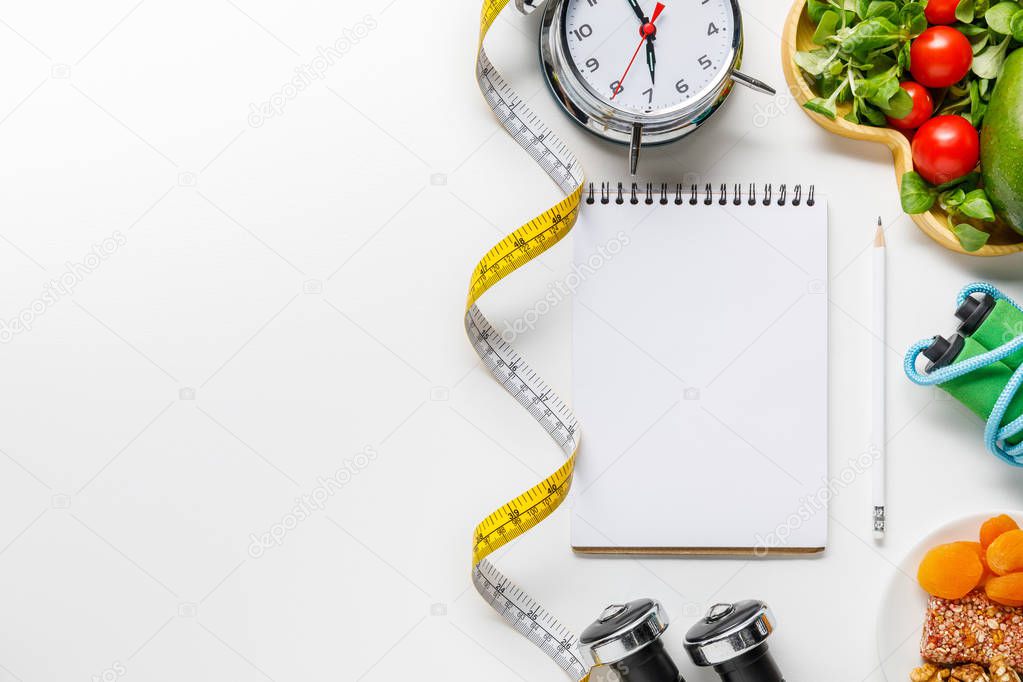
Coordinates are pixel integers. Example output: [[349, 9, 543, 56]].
[[911, 115, 979, 185], [924, 0, 961, 24], [886, 81, 934, 129], [910, 27, 973, 88]]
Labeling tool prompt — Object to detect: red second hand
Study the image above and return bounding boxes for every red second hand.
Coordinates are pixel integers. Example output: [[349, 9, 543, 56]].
[[611, 2, 665, 100]]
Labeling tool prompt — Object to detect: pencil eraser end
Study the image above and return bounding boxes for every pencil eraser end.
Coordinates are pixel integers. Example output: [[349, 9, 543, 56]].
[[873, 530, 885, 540]]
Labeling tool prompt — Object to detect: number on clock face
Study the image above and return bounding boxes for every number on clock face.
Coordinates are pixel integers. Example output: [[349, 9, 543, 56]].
[[562, 0, 734, 114]]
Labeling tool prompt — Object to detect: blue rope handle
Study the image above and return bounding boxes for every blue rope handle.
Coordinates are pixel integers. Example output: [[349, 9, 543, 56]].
[[904, 282, 1023, 467]]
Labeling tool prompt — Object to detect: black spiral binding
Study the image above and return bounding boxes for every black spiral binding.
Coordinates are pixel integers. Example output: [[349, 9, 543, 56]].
[[585, 182, 817, 207]]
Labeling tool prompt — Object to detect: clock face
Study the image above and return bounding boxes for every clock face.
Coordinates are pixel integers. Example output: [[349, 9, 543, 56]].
[[561, 0, 736, 116]]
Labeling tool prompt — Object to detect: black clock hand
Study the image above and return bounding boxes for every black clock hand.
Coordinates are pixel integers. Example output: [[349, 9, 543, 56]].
[[646, 35, 656, 83], [626, 0, 646, 23]]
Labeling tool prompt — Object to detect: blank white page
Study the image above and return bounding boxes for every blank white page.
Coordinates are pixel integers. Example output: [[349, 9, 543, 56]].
[[571, 188, 828, 554]]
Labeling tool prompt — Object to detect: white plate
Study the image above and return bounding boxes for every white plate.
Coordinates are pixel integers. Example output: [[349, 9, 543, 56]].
[[876, 510, 1023, 681]]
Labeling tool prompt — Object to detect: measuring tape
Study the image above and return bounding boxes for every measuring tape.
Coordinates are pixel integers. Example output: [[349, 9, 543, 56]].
[[468, 0, 590, 679]]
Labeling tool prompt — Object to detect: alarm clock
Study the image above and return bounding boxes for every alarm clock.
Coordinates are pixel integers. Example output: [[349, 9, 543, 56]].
[[538, 0, 775, 174]]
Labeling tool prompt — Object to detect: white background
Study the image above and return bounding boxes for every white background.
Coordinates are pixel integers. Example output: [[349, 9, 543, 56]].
[[1, 1, 1023, 681]]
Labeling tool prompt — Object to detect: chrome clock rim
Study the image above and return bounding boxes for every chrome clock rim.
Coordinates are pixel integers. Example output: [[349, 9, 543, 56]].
[[538, 0, 744, 146]]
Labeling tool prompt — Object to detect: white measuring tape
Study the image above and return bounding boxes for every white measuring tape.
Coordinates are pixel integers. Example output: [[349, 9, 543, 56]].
[[467, 0, 591, 679]]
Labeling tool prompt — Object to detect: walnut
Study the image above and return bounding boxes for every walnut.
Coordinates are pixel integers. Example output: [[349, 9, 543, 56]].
[[989, 657, 1022, 682], [912, 664, 951, 682], [911, 663, 939, 681], [951, 664, 990, 681]]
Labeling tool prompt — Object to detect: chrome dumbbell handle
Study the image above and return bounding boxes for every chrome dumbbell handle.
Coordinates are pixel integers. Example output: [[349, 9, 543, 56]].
[[683, 601, 785, 682]]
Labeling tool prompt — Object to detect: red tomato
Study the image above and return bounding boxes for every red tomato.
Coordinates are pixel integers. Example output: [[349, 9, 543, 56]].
[[910, 27, 973, 88], [886, 82, 934, 129], [925, 0, 961, 24], [911, 115, 979, 184]]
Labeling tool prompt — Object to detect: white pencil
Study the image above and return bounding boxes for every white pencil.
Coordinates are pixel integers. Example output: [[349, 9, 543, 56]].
[[872, 218, 887, 540]]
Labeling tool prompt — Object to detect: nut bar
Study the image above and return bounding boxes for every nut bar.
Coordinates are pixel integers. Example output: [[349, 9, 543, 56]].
[[922, 592, 1023, 670]]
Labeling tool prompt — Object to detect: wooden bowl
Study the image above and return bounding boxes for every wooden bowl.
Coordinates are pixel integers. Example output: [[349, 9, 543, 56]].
[[781, 0, 1023, 257]]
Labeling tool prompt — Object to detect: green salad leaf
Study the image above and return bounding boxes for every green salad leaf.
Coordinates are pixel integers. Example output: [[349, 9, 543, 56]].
[[1011, 9, 1023, 39], [807, 0, 828, 21], [900, 1, 928, 33], [959, 189, 997, 221], [985, 1, 1021, 33], [973, 35, 1012, 78], [968, 80, 988, 125], [883, 86, 914, 117], [951, 222, 991, 251], [942, 188, 968, 207], [955, 19, 989, 35], [813, 10, 841, 44], [806, 86, 847, 118], [794, 47, 839, 76], [900, 171, 938, 213], [897, 40, 912, 69], [868, 0, 899, 19], [957, 0, 978, 22], [972, 31, 991, 53], [840, 17, 903, 58]]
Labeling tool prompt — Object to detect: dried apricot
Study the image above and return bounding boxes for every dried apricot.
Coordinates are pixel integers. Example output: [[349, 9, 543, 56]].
[[957, 540, 985, 558], [918, 542, 985, 599], [957, 541, 997, 586], [981, 514, 1020, 550], [987, 529, 1023, 576], [985, 572, 1023, 607]]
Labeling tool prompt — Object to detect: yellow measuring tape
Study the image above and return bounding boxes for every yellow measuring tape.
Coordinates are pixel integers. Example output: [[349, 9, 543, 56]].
[[467, 1, 591, 679]]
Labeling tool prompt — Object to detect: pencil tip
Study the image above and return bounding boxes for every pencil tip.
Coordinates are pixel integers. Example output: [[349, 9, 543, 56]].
[[874, 224, 886, 247]]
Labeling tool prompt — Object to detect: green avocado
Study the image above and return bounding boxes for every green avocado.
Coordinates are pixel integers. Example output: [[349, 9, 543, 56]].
[[982, 49, 1023, 236]]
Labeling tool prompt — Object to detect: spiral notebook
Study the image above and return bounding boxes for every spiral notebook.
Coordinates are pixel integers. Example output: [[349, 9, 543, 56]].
[[571, 182, 828, 556]]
